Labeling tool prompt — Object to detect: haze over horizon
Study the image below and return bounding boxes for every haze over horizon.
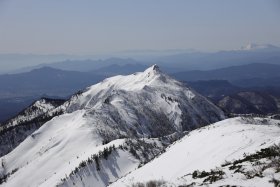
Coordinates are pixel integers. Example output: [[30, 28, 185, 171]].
[[0, 0, 279, 55]]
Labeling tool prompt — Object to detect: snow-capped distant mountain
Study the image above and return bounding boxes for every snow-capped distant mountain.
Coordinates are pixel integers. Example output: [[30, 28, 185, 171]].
[[110, 117, 280, 187], [241, 43, 279, 51], [0, 65, 224, 187]]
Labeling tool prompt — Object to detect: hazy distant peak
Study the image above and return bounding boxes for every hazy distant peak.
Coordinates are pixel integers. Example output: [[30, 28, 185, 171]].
[[30, 66, 62, 73], [241, 43, 278, 51]]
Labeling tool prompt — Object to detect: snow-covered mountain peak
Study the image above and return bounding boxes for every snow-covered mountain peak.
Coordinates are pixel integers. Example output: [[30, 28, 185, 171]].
[[68, 65, 183, 107], [89, 64, 166, 92], [62, 65, 224, 138], [241, 43, 278, 51]]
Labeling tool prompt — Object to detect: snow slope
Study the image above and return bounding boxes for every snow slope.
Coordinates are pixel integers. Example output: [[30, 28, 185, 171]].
[[61, 149, 140, 187], [0, 109, 129, 187], [0, 65, 224, 187], [110, 117, 280, 187], [59, 138, 165, 187]]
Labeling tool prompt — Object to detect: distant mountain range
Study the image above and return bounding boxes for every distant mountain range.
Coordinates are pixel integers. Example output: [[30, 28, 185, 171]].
[[187, 80, 280, 115], [218, 91, 280, 115], [173, 63, 280, 87], [186, 80, 241, 100], [0, 53, 83, 74], [3, 43, 280, 74], [13, 58, 183, 74], [14, 58, 144, 73], [0, 67, 105, 98], [156, 44, 280, 70], [2, 63, 279, 99]]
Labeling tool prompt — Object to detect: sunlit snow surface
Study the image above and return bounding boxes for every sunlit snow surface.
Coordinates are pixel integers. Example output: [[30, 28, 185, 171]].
[[110, 117, 280, 187]]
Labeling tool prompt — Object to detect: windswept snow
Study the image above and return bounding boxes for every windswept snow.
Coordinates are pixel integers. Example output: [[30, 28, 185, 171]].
[[110, 117, 280, 187], [59, 138, 165, 187]]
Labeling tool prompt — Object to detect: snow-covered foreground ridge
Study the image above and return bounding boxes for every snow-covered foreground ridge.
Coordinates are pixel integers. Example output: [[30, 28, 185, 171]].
[[110, 117, 280, 187], [0, 65, 225, 187]]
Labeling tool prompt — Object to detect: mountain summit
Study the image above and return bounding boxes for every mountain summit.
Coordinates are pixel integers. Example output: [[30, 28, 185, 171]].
[[65, 65, 225, 135]]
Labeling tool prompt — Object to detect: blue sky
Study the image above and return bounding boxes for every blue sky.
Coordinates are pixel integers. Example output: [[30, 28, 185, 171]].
[[0, 0, 279, 54]]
